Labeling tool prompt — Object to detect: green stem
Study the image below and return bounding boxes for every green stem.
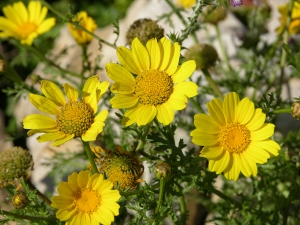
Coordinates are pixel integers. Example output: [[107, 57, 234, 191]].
[[175, 184, 186, 224], [155, 179, 165, 213], [0, 209, 57, 222], [202, 68, 223, 99], [273, 108, 291, 114], [23, 179, 52, 205], [190, 97, 205, 113], [178, 0, 204, 44], [39, 0, 117, 50], [203, 183, 242, 209], [82, 141, 98, 174], [215, 24, 232, 72]]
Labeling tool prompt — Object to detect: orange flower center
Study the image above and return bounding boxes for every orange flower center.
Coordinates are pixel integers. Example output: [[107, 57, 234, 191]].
[[74, 189, 100, 213], [17, 22, 37, 38], [134, 69, 173, 106], [56, 101, 94, 137], [218, 122, 251, 154]]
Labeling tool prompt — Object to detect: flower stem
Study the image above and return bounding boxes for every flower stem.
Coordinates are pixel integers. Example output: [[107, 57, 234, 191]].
[[0, 209, 57, 222], [273, 108, 291, 114], [175, 184, 186, 224], [190, 97, 205, 113], [202, 68, 223, 99], [155, 178, 165, 213], [215, 24, 232, 72], [82, 141, 98, 174]]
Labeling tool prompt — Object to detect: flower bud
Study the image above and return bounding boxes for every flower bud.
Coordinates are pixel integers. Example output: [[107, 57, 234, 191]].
[[200, 6, 227, 25], [291, 101, 300, 120], [154, 161, 171, 179], [0, 147, 34, 188], [12, 191, 29, 209], [184, 43, 219, 70], [126, 18, 164, 46]]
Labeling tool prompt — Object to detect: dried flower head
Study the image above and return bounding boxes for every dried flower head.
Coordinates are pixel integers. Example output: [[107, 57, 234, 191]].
[[0, 146, 33, 188], [291, 101, 300, 120], [184, 43, 219, 70], [12, 191, 29, 209], [93, 145, 144, 190], [126, 18, 164, 46]]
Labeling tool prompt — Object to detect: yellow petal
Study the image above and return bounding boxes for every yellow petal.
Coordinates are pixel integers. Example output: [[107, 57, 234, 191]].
[[0, 17, 18, 31], [36, 18, 55, 34], [223, 153, 240, 181], [166, 92, 187, 110], [77, 171, 91, 189], [207, 98, 226, 125], [190, 131, 219, 146], [246, 108, 266, 131], [244, 144, 270, 164], [239, 153, 258, 177], [82, 110, 108, 141], [200, 146, 223, 159], [250, 140, 280, 156], [14, 2, 28, 23], [223, 92, 239, 123], [96, 80, 109, 101], [63, 83, 79, 102], [41, 80, 66, 106], [110, 95, 138, 109], [37, 131, 66, 143], [235, 97, 255, 124], [171, 60, 196, 83], [251, 123, 275, 141], [193, 114, 220, 134], [173, 81, 198, 98], [146, 38, 160, 69], [156, 103, 174, 125], [208, 150, 230, 174], [29, 93, 60, 115], [105, 63, 135, 83], [2, 5, 21, 25], [110, 82, 134, 95], [158, 37, 170, 71], [23, 114, 56, 129], [136, 105, 156, 126], [121, 105, 141, 126], [28, 1, 41, 23], [165, 42, 180, 75], [132, 37, 150, 71], [52, 134, 74, 147], [117, 47, 140, 74]]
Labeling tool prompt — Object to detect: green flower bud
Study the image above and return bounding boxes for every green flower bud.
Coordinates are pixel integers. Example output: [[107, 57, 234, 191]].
[[154, 161, 171, 179], [184, 43, 219, 70], [0, 147, 34, 188], [201, 6, 227, 25], [126, 18, 164, 46], [12, 191, 29, 209], [291, 101, 300, 120]]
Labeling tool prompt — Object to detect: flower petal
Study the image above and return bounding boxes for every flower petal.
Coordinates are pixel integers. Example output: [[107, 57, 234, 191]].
[[166, 92, 187, 110], [156, 103, 175, 125], [239, 153, 258, 177], [158, 37, 171, 71], [250, 123, 275, 141], [146, 38, 160, 70], [193, 114, 221, 134], [121, 105, 142, 126], [52, 134, 74, 147], [110, 95, 138, 109], [136, 105, 156, 126], [37, 131, 66, 143], [207, 98, 226, 125], [173, 81, 198, 98], [246, 108, 266, 131], [208, 150, 230, 174], [132, 37, 150, 71], [235, 97, 255, 125], [223, 153, 240, 181], [250, 140, 280, 156], [244, 144, 270, 164], [165, 42, 180, 75], [200, 146, 223, 159], [28, 93, 60, 115], [117, 47, 140, 74], [190, 131, 219, 146], [171, 60, 196, 83], [223, 92, 239, 123], [36, 18, 55, 34], [23, 114, 56, 129], [63, 83, 79, 102], [78, 171, 91, 189], [110, 82, 134, 95], [41, 80, 66, 106], [105, 63, 135, 83]]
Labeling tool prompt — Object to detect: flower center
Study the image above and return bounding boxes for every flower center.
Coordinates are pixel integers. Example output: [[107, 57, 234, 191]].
[[56, 101, 94, 137], [16, 22, 37, 38], [134, 69, 173, 106], [218, 122, 251, 154], [74, 189, 100, 213]]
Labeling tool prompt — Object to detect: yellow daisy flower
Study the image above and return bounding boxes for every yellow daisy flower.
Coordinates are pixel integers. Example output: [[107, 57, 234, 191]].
[[0, 1, 55, 45], [176, 0, 196, 8], [105, 37, 198, 126], [190, 92, 281, 181], [68, 11, 97, 45], [277, 1, 300, 34], [23, 76, 109, 146], [51, 170, 121, 225]]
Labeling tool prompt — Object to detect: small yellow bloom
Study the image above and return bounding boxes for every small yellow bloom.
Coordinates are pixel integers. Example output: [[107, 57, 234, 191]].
[[51, 170, 121, 225], [68, 11, 97, 45], [190, 92, 281, 181], [92, 145, 144, 190], [23, 76, 109, 146], [277, 1, 300, 34], [176, 0, 196, 8], [106, 37, 198, 126], [0, 1, 55, 45]]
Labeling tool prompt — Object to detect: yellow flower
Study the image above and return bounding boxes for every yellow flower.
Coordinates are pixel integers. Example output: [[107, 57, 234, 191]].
[[92, 145, 144, 190], [68, 11, 97, 45], [51, 170, 121, 225], [277, 1, 300, 34], [23, 76, 109, 146], [190, 92, 281, 181], [106, 37, 198, 126], [0, 1, 55, 45], [176, 0, 196, 8]]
